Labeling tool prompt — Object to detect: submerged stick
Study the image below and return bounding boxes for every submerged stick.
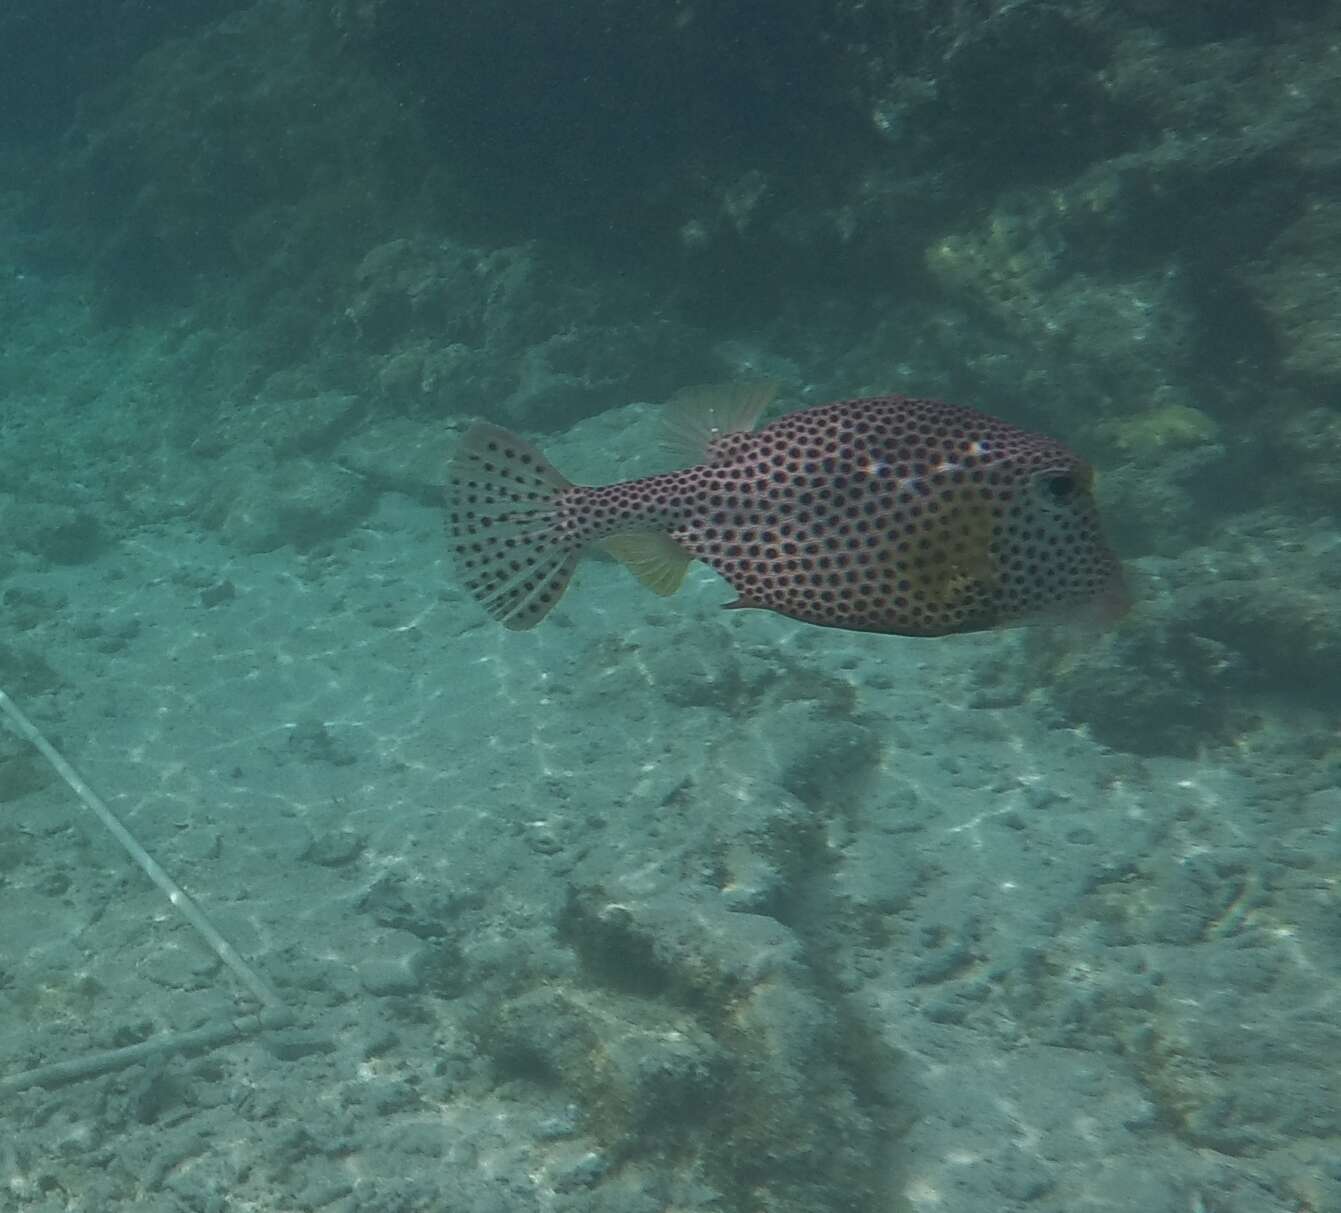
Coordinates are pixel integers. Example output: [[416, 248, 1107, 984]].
[[0, 687, 292, 1024], [0, 1008, 292, 1095]]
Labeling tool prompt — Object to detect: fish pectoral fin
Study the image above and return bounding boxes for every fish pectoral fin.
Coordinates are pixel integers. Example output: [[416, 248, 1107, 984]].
[[661, 382, 779, 463], [927, 505, 999, 603], [602, 533, 693, 597], [927, 567, 978, 606]]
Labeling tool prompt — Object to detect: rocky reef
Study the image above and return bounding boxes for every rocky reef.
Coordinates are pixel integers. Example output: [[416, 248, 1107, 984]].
[[3, 5, 1341, 1209]]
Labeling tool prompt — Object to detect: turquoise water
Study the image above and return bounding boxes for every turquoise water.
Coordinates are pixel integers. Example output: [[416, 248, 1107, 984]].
[[1, 4, 1338, 1211]]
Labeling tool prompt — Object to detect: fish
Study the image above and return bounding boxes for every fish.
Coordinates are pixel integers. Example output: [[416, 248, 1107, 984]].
[[444, 383, 1127, 636]]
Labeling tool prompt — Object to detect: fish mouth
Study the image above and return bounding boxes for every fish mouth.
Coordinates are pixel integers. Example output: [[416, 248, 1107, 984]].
[[1014, 563, 1129, 632]]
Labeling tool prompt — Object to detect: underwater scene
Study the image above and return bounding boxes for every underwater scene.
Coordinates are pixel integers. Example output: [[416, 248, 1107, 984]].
[[1, 2, 1338, 1211]]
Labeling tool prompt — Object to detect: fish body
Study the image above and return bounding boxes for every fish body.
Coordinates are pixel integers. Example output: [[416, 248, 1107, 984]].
[[446, 386, 1126, 635]]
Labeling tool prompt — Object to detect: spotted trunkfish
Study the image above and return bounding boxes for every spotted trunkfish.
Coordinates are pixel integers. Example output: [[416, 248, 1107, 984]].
[[445, 383, 1126, 636]]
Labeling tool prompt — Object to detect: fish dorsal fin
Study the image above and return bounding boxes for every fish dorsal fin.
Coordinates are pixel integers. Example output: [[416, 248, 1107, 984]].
[[602, 532, 692, 596], [661, 382, 778, 464]]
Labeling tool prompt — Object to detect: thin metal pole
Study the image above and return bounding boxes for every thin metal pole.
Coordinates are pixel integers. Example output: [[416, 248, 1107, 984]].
[[0, 687, 291, 1021]]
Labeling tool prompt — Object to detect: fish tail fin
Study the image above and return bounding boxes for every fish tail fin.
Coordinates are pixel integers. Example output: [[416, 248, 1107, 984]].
[[445, 422, 583, 630]]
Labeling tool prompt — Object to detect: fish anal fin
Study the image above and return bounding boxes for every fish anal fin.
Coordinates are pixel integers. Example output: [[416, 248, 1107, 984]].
[[603, 533, 692, 597], [662, 382, 779, 464]]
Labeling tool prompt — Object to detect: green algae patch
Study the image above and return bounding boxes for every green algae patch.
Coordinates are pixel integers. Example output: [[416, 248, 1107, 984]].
[[1098, 404, 1220, 455]]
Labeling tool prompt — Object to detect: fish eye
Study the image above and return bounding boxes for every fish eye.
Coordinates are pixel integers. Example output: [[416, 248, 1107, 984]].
[[1036, 472, 1077, 503]]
